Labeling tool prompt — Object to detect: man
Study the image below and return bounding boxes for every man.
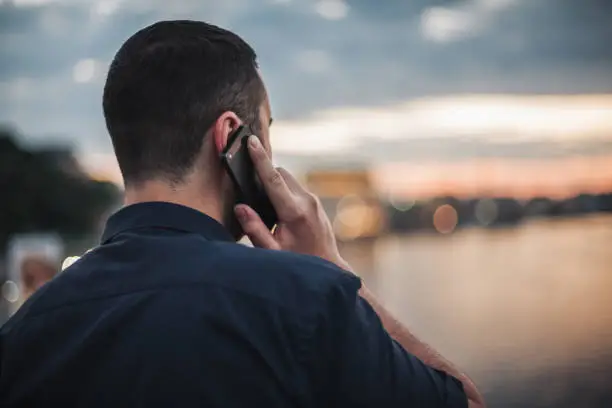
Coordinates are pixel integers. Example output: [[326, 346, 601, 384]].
[[0, 21, 484, 407]]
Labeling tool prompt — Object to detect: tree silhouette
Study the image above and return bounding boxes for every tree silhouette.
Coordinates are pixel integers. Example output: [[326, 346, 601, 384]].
[[0, 126, 120, 252]]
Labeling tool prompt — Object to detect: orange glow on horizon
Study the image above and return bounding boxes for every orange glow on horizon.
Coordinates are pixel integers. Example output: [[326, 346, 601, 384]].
[[373, 156, 612, 200], [82, 155, 612, 200]]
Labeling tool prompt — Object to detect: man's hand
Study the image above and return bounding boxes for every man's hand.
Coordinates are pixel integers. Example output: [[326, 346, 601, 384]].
[[234, 136, 350, 270]]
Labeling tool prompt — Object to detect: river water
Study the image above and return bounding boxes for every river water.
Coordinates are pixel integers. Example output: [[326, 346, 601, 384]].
[[339, 215, 612, 407]]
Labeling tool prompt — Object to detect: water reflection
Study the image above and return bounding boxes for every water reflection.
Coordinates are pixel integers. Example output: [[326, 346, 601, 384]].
[[340, 215, 612, 407]]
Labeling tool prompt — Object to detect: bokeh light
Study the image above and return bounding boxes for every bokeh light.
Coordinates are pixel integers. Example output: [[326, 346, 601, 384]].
[[1, 281, 20, 304], [334, 195, 383, 240], [61, 256, 80, 271], [475, 198, 499, 226], [433, 204, 458, 234]]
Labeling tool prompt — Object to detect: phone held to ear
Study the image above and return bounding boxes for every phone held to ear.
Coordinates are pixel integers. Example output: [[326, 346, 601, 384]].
[[220, 125, 278, 230]]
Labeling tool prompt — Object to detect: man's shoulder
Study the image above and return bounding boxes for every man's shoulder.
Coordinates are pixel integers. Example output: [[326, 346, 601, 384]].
[[219, 241, 347, 277], [204, 241, 362, 307]]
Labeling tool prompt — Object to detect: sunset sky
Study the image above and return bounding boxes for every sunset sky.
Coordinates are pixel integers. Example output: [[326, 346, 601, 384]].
[[2, 0, 612, 198]]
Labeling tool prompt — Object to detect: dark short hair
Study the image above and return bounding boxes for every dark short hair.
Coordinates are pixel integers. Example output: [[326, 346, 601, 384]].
[[103, 20, 265, 185]]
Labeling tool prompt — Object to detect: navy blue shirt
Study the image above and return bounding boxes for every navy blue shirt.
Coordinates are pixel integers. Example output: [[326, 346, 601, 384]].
[[0, 202, 466, 407]]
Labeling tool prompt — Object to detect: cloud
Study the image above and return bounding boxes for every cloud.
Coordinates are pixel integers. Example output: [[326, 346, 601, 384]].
[[314, 0, 349, 20], [270, 94, 612, 157], [419, 0, 519, 43], [0, 0, 611, 157]]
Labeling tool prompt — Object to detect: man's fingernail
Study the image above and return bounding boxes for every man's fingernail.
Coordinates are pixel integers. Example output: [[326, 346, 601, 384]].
[[248, 135, 260, 149], [235, 205, 248, 221]]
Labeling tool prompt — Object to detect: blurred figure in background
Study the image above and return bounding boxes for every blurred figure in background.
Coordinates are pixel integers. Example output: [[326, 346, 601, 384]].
[[19, 256, 58, 303]]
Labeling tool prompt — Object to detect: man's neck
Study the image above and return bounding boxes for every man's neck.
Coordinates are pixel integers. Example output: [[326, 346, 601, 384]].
[[123, 180, 224, 225]]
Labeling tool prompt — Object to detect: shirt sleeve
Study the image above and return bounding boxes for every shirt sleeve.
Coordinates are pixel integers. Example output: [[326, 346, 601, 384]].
[[314, 274, 468, 408]]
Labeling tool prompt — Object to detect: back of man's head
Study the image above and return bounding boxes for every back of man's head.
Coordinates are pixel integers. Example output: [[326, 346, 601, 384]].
[[103, 20, 265, 187]]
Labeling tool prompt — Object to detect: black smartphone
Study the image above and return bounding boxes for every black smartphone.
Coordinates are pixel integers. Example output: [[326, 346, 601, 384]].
[[220, 125, 278, 230]]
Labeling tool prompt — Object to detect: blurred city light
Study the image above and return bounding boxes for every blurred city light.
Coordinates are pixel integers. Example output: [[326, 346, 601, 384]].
[[390, 196, 416, 212], [475, 199, 499, 226], [1, 281, 19, 304], [433, 204, 458, 234], [61, 256, 80, 271], [333, 194, 384, 240]]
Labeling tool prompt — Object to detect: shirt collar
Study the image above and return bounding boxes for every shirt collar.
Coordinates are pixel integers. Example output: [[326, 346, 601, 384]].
[[101, 201, 234, 244]]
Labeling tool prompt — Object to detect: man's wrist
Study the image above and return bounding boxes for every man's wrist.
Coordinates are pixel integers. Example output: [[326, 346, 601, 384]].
[[334, 257, 353, 274], [339, 260, 353, 272]]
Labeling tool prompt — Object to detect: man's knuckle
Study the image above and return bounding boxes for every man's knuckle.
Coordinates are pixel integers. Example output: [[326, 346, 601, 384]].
[[287, 205, 307, 222], [304, 193, 320, 209], [268, 170, 283, 186]]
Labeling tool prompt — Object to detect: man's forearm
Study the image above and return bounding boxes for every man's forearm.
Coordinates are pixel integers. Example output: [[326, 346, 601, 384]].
[[358, 285, 485, 407]]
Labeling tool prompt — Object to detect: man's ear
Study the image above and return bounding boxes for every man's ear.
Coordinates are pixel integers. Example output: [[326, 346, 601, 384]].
[[212, 111, 241, 155]]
